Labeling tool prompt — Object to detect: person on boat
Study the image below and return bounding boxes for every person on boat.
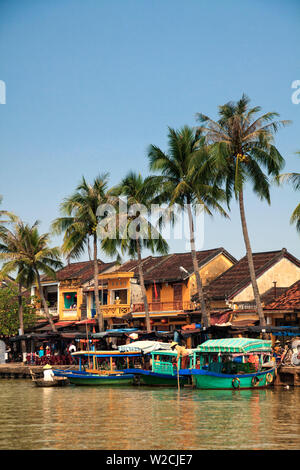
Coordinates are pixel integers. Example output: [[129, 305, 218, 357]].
[[68, 342, 76, 354], [247, 353, 259, 371], [43, 364, 55, 382], [170, 342, 191, 369]]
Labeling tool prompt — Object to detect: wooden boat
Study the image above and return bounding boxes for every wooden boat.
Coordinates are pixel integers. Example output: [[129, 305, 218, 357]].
[[53, 350, 143, 386], [30, 369, 70, 387], [187, 338, 276, 390], [133, 350, 200, 386]]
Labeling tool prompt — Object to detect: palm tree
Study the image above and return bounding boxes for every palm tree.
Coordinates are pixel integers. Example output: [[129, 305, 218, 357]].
[[52, 174, 110, 332], [110, 172, 169, 332], [276, 151, 300, 233], [0, 195, 17, 226], [196, 94, 290, 327], [148, 126, 228, 328], [0, 220, 62, 333]]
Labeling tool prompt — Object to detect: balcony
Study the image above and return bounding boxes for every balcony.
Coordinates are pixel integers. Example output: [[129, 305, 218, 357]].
[[132, 301, 195, 313], [62, 309, 78, 320], [37, 308, 58, 318], [92, 304, 131, 318]]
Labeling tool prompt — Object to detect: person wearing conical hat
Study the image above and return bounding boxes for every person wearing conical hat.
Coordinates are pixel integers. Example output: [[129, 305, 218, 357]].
[[43, 364, 54, 382], [170, 341, 192, 369]]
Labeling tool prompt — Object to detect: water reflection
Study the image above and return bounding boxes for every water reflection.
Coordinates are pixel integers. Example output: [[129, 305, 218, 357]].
[[0, 380, 299, 450]]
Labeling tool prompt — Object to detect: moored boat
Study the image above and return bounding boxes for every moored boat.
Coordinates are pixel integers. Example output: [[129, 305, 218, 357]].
[[188, 338, 276, 390], [30, 368, 70, 387], [53, 350, 143, 386], [132, 349, 200, 386]]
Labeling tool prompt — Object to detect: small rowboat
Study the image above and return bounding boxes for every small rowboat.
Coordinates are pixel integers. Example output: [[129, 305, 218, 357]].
[[30, 368, 69, 387], [32, 376, 70, 387]]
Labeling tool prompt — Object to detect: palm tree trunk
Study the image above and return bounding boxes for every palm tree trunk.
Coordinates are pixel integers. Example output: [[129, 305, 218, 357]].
[[136, 237, 151, 332], [35, 269, 57, 332], [18, 282, 26, 356], [187, 203, 209, 328], [238, 190, 266, 328], [94, 233, 104, 332]]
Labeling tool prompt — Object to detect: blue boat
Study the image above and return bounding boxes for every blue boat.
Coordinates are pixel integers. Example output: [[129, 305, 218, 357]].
[[53, 350, 143, 386]]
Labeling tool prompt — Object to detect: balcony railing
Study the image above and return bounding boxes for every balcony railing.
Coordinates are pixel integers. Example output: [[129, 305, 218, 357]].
[[37, 308, 58, 317], [99, 304, 131, 317], [132, 301, 195, 313]]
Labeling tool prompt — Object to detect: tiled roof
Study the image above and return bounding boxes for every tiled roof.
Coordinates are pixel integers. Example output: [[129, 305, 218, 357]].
[[261, 287, 288, 306], [210, 310, 232, 325], [207, 249, 300, 300], [77, 261, 116, 283], [264, 280, 300, 311], [144, 249, 230, 283], [114, 256, 160, 275], [114, 247, 236, 283], [41, 260, 116, 283]]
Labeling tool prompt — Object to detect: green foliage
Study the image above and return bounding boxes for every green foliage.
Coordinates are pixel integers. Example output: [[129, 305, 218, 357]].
[[148, 125, 228, 217], [277, 151, 300, 233], [52, 174, 110, 260], [0, 286, 36, 336], [109, 171, 169, 259], [196, 93, 290, 205]]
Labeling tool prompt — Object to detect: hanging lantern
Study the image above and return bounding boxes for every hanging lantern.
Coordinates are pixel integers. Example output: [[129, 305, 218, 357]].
[[150, 319, 154, 325], [75, 294, 77, 298], [161, 318, 167, 324], [66, 295, 71, 299]]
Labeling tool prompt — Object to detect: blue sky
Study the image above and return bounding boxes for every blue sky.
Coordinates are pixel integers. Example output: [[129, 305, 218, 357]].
[[0, 0, 299, 263]]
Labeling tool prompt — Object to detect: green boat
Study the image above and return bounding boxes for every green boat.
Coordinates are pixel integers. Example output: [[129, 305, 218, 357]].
[[189, 338, 276, 390], [134, 349, 199, 386]]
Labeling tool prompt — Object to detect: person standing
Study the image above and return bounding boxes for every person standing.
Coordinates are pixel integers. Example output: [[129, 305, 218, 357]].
[[170, 342, 192, 369]]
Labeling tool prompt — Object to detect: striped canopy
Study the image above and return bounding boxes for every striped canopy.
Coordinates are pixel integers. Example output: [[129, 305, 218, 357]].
[[197, 338, 272, 354]]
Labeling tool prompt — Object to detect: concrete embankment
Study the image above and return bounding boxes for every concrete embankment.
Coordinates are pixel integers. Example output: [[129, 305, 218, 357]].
[[0, 363, 79, 379]]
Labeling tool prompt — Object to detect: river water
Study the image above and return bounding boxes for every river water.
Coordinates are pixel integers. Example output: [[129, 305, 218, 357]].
[[0, 379, 299, 450]]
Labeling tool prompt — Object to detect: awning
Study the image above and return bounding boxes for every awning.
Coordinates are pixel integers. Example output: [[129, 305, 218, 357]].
[[197, 338, 272, 354], [75, 319, 97, 325], [118, 340, 171, 354], [54, 321, 76, 328], [34, 321, 76, 331]]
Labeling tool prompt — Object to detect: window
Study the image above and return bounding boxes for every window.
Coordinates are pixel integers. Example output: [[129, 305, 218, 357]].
[[64, 292, 77, 309]]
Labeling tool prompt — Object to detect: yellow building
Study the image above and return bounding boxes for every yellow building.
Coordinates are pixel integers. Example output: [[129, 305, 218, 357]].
[[113, 247, 237, 331], [32, 260, 117, 324], [207, 248, 300, 326]]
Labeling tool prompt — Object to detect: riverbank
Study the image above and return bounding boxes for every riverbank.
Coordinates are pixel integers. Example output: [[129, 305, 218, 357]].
[[0, 363, 79, 379]]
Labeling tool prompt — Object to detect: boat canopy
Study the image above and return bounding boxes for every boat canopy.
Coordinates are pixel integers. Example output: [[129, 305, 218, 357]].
[[71, 350, 142, 358], [197, 338, 272, 354], [118, 341, 171, 354]]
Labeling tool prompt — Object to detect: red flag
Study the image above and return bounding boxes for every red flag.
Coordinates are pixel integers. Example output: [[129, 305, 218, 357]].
[[154, 280, 158, 298]]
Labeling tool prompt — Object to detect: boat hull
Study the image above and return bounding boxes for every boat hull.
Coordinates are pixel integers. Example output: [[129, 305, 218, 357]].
[[53, 369, 135, 385], [135, 370, 188, 387], [32, 377, 70, 387], [191, 368, 275, 390], [66, 373, 134, 386]]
